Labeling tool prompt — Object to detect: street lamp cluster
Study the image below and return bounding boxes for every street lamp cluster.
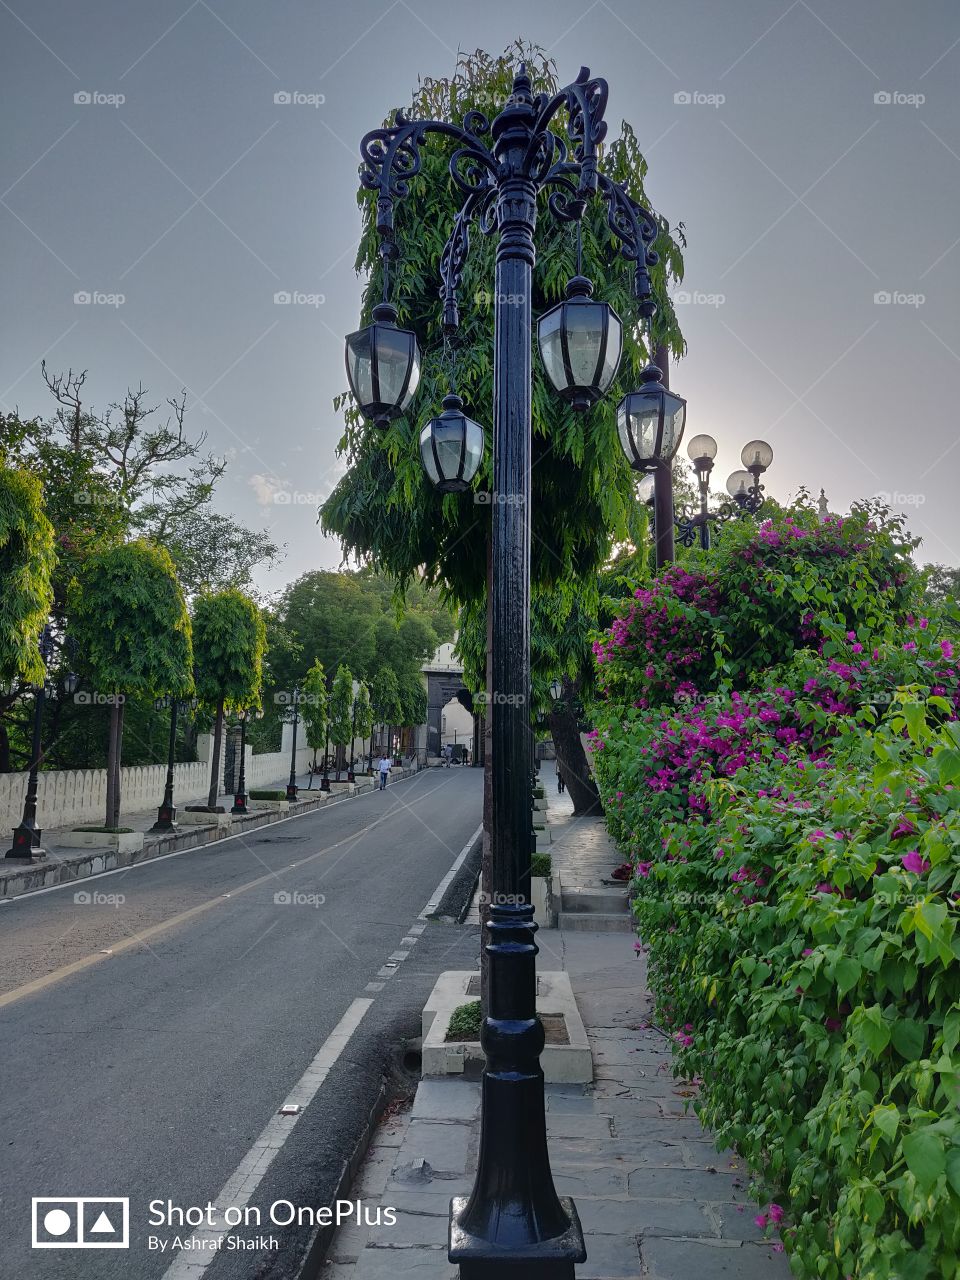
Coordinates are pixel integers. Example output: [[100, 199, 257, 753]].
[[675, 434, 774, 550], [344, 61, 672, 1278]]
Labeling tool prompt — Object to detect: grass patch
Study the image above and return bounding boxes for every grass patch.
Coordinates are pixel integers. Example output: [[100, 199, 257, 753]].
[[249, 790, 287, 800], [72, 826, 135, 834], [445, 999, 482, 1041]]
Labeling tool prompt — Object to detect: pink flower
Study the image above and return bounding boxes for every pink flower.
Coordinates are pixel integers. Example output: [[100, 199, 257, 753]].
[[636, 861, 653, 878], [768, 1204, 784, 1225], [755, 1213, 768, 1229], [942, 639, 954, 660], [802, 948, 813, 956], [900, 850, 930, 874]]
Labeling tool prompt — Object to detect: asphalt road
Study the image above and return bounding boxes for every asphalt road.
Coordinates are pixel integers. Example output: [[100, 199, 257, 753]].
[[0, 767, 483, 1279]]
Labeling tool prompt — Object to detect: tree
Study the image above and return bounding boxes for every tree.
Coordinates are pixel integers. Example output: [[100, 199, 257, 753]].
[[192, 590, 265, 809], [354, 680, 373, 769], [328, 665, 354, 780], [396, 669, 428, 752], [370, 668, 401, 757], [0, 465, 56, 689], [69, 541, 193, 828], [923, 562, 960, 609], [301, 660, 328, 786]]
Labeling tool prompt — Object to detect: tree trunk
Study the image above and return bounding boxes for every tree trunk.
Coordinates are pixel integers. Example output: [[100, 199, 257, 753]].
[[548, 703, 603, 816], [207, 698, 225, 809], [105, 700, 120, 828], [481, 534, 493, 1012], [111, 700, 125, 829], [308, 746, 317, 789]]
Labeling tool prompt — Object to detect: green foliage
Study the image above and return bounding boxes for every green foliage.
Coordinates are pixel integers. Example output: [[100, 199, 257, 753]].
[[249, 789, 286, 801], [395, 668, 427, 727], [191, 589, 265, 712], [328, 665, 354, 748], [322, 44, 685, 607], [591, 512, 960, 1279], [370, 667, 402, 727], [0, 464, 56, 686], [69, 540, 193, 697], [446, 999, 483, 1041], [301, 660, 328, 753], [531, 852, 552, 878], [354, 681, 373, 741]]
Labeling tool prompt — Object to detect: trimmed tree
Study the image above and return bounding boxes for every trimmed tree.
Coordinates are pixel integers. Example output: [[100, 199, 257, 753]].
[[354, 680, 373, 770], [370, 668, 401, 759], [328, 664, 354, 780], [69, 540, 193, 828], [301, 660, 328, 787], [0, 465, 56, 690], [192, 590, 265, 809]]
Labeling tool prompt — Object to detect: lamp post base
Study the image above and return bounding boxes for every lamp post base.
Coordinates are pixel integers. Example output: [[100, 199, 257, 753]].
[[449, 1196, 585, 1278], [231, 795, 248, 815], [320, 777, 331, 792], [150, 804, 177, 832], [285, 784, 298, 801], [7, 824, 46, 861]]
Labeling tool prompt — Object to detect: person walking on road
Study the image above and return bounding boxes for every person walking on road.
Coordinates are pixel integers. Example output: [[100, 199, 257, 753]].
[[378, 753, 391, 790], [557, 765, 566, 795]]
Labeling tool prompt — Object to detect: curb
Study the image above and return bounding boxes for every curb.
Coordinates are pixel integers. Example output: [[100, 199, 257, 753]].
[[0, 769, 420, 901]]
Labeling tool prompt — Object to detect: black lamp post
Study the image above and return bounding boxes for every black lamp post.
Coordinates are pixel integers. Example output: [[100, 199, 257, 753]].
[[347, 695, 358, 782], [231, 706, 261, 814], [617, 360, 688, 570], [321, 719, 331, 792], [286, 686, 300, 801], [350, 64, 663, 1276], [7, 625, 74, 861], [151, 694, 197, 831]]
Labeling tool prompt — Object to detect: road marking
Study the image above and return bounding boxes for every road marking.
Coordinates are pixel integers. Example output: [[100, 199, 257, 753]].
[[418, 823, 483, 919], [0, 777, 457, 1010], [160, 999, 373, 1277], [2, 768, 433, 904]]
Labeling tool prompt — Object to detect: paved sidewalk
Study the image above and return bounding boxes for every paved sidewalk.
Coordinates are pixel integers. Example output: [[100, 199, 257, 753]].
[[322, 766, 792, 1278]]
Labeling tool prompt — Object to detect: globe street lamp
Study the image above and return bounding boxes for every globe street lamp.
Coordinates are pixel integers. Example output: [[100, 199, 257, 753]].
[[7, 625, 76, 861], [685, 433, 718, 550], [350, 63, 663, 1276], [674, 438, 775, 547]]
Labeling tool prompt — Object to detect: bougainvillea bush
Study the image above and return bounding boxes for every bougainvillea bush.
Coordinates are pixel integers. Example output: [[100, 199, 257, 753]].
[[589, 507, 960, 1277]]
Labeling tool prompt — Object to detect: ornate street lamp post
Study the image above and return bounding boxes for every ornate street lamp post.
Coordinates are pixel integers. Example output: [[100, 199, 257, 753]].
[[674, 436, 775, 547], [7, 625, 77, 861], [321, 718, 331, 792], [151, 695, 198, 831], [347, 695, 358, 783], [286, 686, 300, 801], [231, 707, 262, 814], [349, 63, 664, 1276]]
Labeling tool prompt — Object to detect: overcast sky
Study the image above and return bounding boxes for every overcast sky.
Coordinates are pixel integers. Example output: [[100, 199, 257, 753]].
[[2, 0, 958, 592]]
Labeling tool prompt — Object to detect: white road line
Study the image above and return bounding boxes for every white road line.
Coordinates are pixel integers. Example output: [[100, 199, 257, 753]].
[[418, 823, 483, 919], [160, 998, 373, 1277]]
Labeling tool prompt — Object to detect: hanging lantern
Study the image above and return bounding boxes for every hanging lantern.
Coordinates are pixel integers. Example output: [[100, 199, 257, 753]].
[[538, 276, 623, 411], [344, 302, 421, 428], [616, 364, 687, 472], [419, 394, 485, 493]]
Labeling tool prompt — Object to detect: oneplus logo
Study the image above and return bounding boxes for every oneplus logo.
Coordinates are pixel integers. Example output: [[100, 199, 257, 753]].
[[32, 1198, 130, 1249]]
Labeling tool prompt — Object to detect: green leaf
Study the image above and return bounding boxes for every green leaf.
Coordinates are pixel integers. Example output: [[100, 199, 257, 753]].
[[891, 1018, 926, 1060], [835, 957, 862, 998], [902, 1128, 946, 1188]]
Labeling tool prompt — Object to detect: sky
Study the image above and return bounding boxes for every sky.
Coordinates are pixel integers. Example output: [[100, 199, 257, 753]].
[[2, 0, 959, 594]]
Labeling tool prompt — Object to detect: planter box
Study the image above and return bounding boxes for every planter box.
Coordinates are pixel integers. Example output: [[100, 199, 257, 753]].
[[58, 829, 145, 855], [422, 970, 591, 1083], [178, 810, 233, 830], [249, 799, 292, 813]]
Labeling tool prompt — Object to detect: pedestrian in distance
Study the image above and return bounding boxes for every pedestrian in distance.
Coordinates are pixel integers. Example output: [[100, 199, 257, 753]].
[[557, 766, 565, 795], [378, 753, 391, 790]]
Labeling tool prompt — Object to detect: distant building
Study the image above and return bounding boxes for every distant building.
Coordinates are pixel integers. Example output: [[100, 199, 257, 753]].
[[419, 641, 475, 761]]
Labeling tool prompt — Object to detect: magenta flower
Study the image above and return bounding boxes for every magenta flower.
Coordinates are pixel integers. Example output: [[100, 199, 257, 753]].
[[754, 1213, 768, 1229], [900, 850, 930, 874], [768, 1204, 784, 1225], [636, 861, 653, 878]]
